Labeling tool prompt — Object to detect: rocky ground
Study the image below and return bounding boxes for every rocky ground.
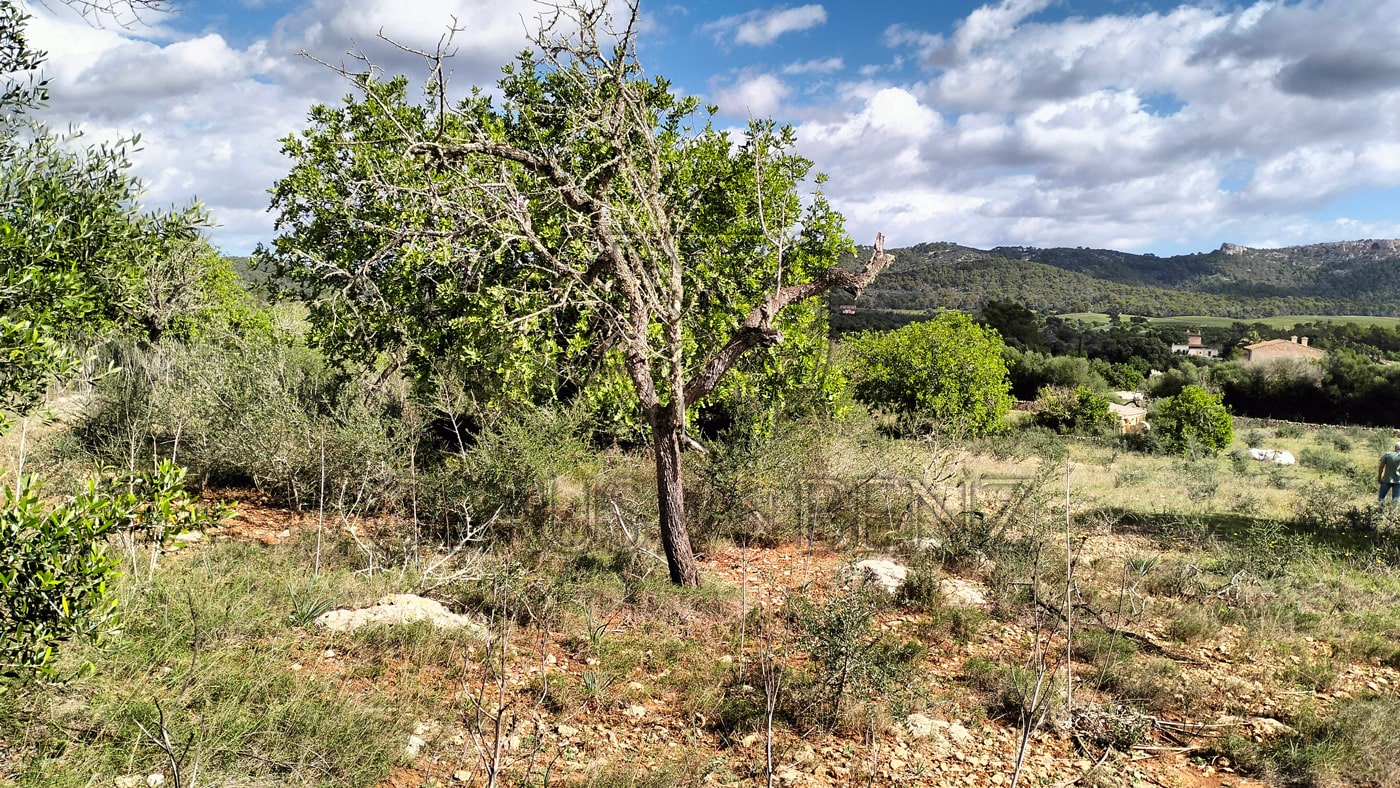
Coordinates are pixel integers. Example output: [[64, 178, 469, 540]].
[[147, 495, 1400, 788]]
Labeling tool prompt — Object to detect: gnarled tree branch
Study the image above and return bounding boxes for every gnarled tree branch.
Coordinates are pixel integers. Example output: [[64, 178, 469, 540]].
[[684, 234, 894, 407]]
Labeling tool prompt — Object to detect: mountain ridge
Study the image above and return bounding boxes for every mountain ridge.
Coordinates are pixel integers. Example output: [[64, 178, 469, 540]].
[[848, 238, 1400, 318]]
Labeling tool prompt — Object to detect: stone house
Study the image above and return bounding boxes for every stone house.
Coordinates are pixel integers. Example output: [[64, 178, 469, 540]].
[[1242, 336, 1325, 364], [1108, 402, 1149, 434], [1170, 331, 1220, 359]]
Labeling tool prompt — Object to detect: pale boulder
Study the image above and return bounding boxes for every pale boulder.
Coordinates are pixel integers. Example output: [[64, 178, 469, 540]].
[[315, 594, 487, 638]]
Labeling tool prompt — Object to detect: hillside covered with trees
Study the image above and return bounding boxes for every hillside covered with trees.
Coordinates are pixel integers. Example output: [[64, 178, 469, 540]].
[[837, 240, 1400, 319]]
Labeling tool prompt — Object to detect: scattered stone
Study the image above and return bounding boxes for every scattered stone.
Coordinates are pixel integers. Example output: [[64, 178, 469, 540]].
[[557, 724, 579, 738], [624, 704, 647, 719], [452, 770, 471, 782], [114, 777, 142, 788], [1248, 448, 1296, 465], [314, 594, 488, 638], [1249, 717, 1296, 738], [854, 559, 908, 595], [171, 531, 203, 544], [940, 577, 989, 607], [741, 733, 762, 748], [627, 681, 645, 691], [405, 734, 427, 758], [145, 775, 166, 788], [906, 713, 936, 738], [947, 722, 972, 744]]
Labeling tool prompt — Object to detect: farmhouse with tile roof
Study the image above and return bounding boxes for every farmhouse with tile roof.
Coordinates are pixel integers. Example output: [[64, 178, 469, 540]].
[[1242, 336, 1325, 364]]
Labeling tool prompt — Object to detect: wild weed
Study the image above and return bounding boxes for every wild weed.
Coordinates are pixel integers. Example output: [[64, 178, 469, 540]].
[[790, 587, 923, 730]]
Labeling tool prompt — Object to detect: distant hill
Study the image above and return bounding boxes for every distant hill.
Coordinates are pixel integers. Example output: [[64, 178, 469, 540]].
[[840, 239, 1400, 319]]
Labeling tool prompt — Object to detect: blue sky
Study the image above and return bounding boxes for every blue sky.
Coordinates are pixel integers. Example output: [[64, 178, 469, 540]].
[[19, 0, 1400, 257]]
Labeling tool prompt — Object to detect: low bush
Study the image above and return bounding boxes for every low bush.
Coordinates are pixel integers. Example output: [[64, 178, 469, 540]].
[[963, 658, 1063, 724], [1032, 385, 1116, 435], [1293, 483, 1358, 530], [69, 337, 416, 514], [896, 555, 945, 612], [1322, 430, 1354, 453], [1242, 429, 1269, 447], [1, 462, 226, 688], [790, 587, 923, 729], [1224, 697, 1400, 787], [690, 419, 835, 548], [1165, 610, 1221, 644], [1223, 519, 1313, 580], [417, 401, 597, 538]]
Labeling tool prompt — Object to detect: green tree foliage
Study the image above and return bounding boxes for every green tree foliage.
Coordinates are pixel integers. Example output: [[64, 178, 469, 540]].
[[1, 462, 228, 688], [1, 0, 224, 688], [1152, 385, 1233, 456], [1090, 358, 1147, 391], [0, 125, 210, 433], [0, 1, 46, 117], [260, 3, 891, 585], [2, 1, 202, 429], [1147, 362, 1207, 399], [1, 129, 208, 345], [260, 73, 854, 432], [1003, 347, 1108, 401], [844, 312, 1012, 437], [1208, 350, 1400, 428], [979, 300, 1043, 350], [1033, 385, 1115, 435]]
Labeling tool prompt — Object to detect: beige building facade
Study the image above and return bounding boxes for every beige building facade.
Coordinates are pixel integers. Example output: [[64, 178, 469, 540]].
[[1242, 336, 1325, 364]]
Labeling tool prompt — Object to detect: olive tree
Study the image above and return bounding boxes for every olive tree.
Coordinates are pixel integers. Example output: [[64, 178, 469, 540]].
[[2, 0, 201, 428], [0, 0, 233, 690], [262, 2, 891, 585]]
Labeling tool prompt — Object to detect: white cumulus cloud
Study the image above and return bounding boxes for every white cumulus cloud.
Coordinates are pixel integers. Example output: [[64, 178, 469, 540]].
[[705, 4, 826, 47], [802, 0, 1400, 253], [710, 72, 792, 118]]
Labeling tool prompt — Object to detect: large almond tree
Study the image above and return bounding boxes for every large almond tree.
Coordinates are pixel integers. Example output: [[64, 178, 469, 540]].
[[263, 0, 891, 585]]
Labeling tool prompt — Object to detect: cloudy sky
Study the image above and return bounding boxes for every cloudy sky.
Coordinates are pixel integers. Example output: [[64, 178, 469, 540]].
[[18, 0, 1400, 256]]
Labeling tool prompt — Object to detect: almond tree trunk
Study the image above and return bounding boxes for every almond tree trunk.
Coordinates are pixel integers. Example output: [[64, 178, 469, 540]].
[[653, 420, 701, 586]]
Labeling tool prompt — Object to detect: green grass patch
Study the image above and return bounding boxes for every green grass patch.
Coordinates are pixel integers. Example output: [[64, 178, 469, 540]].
[[1, 537, 438, 787]]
